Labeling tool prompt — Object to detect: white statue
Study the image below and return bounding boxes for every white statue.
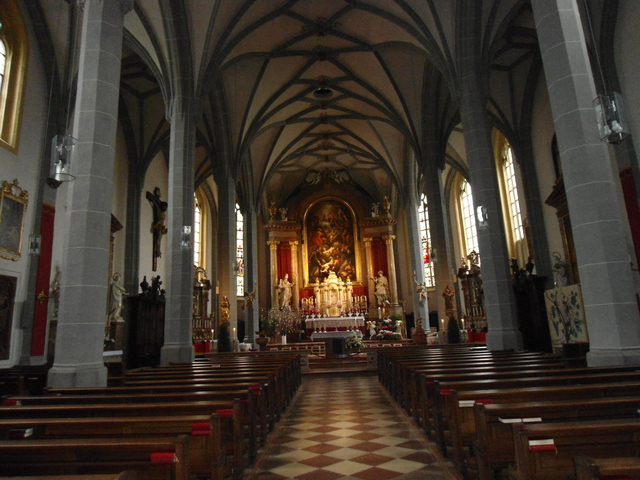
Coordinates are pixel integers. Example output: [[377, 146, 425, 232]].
[[278, 273, 294, 309], [371, 270, 389, 306], [552, 251, 569, 288], [413, 271, 428, 300], [107, 272, 127, 329], [368, 320, 377, 338]]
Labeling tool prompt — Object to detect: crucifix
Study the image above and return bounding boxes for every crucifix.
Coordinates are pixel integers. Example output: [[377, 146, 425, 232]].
[[146, 187, 168, 271]]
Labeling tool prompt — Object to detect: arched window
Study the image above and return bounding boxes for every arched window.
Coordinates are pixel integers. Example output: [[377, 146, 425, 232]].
[[0, 2, 29, 153], [502, 143, 525, 243], [418, 193, 435, 287], [193, 193, 201, 266], [236, 203, 244, 296], [460, 179, 479, 256], [0, 38, 6, 94]]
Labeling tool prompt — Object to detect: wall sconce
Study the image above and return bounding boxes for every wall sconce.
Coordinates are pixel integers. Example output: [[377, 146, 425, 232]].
[[476, 205, 488, 229], [594, 92, 630, 144], [28, 234, 41, 255], [47, 134, 76, 188], [181, 226, 191, 249]]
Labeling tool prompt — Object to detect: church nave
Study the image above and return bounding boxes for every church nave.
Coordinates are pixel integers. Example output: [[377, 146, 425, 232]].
[[246, 373, 460, 480]]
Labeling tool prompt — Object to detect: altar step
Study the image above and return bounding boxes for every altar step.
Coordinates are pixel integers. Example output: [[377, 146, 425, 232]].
[[306, 352, 369, 374]]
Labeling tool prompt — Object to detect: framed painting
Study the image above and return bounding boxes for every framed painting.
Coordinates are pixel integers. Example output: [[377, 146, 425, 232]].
[[304, 198, 358, 285], [544, 284, 589, 349], [0, 179, 28, 261]]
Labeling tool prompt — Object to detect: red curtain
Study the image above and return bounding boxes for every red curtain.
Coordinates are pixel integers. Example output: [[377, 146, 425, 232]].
[[31, 204, 55, 356], [620, 167, 640, 265], [277, 243, 292, 279], [372, 238, 388, 276]]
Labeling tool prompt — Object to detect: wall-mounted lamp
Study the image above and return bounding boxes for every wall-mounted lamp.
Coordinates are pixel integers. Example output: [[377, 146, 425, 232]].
[[476, 205, 488, 229], [28, 234, 41, 255], [181, 226, 191, 249], [46, 134, 76, 188], [594, 92, 630, 144]]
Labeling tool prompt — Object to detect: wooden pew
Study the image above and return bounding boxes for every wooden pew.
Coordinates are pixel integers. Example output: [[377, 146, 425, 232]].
[[473, 397, 640, 480], [574, 455, 640, 480], [508, 418, 640, 480], [0, 399, 245, 479], [0, 414, 223, 480], [442, 382, 640, 476], [4, 474, 135, 480], [0, 435, 190, 479], [0, 364, 48, 396]]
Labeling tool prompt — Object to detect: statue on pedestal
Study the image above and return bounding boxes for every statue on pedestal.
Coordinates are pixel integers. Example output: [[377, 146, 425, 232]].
[[278, 273, 294, 309], [371, 270, 389, 306], [107, 272, 128, 333]]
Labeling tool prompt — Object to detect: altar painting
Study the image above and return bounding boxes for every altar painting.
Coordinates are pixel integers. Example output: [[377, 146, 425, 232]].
[[306, 199, 357, 284]]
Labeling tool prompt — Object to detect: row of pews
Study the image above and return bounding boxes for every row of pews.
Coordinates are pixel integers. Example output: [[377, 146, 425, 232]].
[[0, 351, 302, 479], [378, 344, 640, 480]]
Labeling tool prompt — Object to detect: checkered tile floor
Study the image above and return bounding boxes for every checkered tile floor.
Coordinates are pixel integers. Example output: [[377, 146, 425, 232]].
[[245, 374, 461, 480]]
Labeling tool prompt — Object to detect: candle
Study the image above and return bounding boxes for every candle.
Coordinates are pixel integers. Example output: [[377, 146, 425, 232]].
[[233, 327, 236, 339]]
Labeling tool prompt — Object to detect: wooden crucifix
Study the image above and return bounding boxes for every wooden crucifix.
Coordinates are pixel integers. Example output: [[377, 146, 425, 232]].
[[146, 187, 168, 271]]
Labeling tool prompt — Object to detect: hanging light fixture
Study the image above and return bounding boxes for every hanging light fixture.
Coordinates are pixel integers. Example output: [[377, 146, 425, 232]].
[[47, 134, 77, 187], [582, 0, 630, 144]]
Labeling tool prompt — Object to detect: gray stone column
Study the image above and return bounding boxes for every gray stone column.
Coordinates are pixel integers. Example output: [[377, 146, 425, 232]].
[[160, 99, 197, 365], [425, 165, 456, 321], [244, 204, 258, 344], [405, 198, 429, 322], [48, 0, 132, 387], [533, 0, 640, 365], [216, 169, 238, 334], [267, 240, 280, 308], [457, 5, 523, 351]]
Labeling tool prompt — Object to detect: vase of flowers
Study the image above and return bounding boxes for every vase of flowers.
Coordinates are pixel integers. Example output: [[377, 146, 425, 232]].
[[345, 332, 365, 354]]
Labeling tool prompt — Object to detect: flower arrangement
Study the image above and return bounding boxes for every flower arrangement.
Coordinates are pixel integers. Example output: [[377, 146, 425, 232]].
[[373, 316, 402, 341], [268, 308, 303, 335], [345, 332, 365, 351]]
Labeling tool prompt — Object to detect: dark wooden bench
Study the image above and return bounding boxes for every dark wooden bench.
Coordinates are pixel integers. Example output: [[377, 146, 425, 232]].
[[0, 399, 244, 479], [508, 418, 640, 480], [0, 435, 190, 479], [473, 396, 640, 480], [574, 455, 640, 480], [4, 474, 135, 480], [0, 414, 223, 480], [0, 364, 49, 396]]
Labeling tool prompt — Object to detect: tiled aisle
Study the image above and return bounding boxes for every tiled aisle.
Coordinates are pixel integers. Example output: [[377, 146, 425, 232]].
[[246, 373, 461, 480]]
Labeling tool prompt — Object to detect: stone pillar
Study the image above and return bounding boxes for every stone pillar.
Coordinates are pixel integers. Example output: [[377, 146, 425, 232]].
[[48, 0, 132, 388], [363, 237, 375, 309], [216, 169, 238, 335], [405, 199, 430, 322], [267, 240, 280, 308], [244, 204, 258, 344], [290, 241, 300, 309], [425, 165, 456, 321], [533, 0, 640, 365], [383, 235, 398, 304], [159, 97, 198, 365], [457, 4, 523, 351]]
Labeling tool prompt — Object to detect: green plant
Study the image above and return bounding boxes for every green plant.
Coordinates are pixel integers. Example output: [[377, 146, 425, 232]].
[[217, 321, 232, 352], [345, 332, 365, 351], [447, 317, 462, 344]]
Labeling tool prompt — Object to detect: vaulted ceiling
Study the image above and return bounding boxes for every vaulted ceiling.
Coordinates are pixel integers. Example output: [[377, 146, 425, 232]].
[[32, 0, 540, 214]]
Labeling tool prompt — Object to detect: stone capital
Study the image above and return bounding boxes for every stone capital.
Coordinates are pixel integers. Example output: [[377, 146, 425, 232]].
[[120, 0, 134, 15], [267, 240, 280, 249], [382, 235, 396, 244], [289, 241, 299, 248]]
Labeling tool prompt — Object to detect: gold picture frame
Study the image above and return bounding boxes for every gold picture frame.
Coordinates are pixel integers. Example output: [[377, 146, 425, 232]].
[[0, 179, 28, 261]]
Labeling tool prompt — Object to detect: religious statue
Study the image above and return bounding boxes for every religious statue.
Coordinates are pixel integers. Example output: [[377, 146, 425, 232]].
[[107, 272, 128, 332], [221, 295, 230, 322], [413, 271, 428, 300], [381, 195, 391, 215], [279, 207, 288, 221], [442, 284, 455, 313], [244, 283, 256, 311], [367, 320, 377, 338], [278, 273, 294, 309], [49, 265, 61, 320], [552, 251, 569, 287], [371, 270, 389, 306], [269, 201, 278, 221], [146, 187, 168, 272], [371, 202, 380, 217], [139, 275, 149, 294]]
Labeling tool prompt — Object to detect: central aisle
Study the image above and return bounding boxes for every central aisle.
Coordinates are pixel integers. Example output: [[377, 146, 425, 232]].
[[246, 373, 461, 480]]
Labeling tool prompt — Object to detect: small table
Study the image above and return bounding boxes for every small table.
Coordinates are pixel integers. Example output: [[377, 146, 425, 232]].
[[310, 330, 363, 358]]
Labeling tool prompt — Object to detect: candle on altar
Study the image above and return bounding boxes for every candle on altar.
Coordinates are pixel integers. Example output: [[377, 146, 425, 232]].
[[233, 327, 236, 339], [441, 318, 445, 330], [378, 307, 382, 318]]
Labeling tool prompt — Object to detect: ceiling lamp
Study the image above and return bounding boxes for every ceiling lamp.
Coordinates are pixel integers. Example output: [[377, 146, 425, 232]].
[[313, 87, 333, 99]]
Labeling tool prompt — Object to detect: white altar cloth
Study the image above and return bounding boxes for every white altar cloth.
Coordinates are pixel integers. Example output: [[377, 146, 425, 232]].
[[305, 315, 365, 331], [310, 330, 363, 341]]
